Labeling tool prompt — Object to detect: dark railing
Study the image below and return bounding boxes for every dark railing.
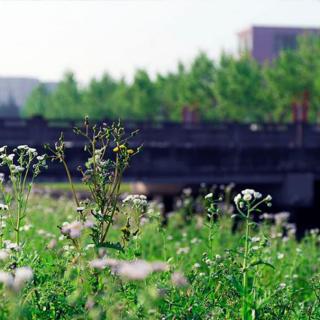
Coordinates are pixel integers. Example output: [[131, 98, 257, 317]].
[[0, 117, 320, 210], [0, 117, 317, 148]]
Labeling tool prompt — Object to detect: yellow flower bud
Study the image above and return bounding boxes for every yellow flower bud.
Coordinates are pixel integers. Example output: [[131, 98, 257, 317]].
[[127, 149, 134, 155], [119, 145, 126, 149], [113, 146, 119, 152]]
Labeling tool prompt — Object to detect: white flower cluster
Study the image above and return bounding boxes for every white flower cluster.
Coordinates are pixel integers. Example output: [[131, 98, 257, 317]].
[[171, 271, 189, 287], [0, 203, 8, 211], [0, 153, 14, 162], [0, 249, 9, 261], [204, 193, 213, 200], [122, 194, 147, 208], [18, 145, 37, 153], [0, 267, 33, 291], [61, 221, 83, 239], [3, 240, 20, 252], [0, 145, 46, 178], [89, 258, 168, 280], [0, 145, 37, 161], [234, 189, 272, 208], [274, 212, 290, 226], [61, 218, 94, 239], [176, 247, 190, 255]]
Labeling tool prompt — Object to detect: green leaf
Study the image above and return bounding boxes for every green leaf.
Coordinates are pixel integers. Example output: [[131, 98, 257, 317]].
[[100, 241, 124, 252], [249, 259, 275, 269]]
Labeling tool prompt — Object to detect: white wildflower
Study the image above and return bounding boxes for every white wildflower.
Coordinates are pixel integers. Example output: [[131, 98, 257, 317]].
[[0, 271, 13, 287], [234, 193, 242, 204], [0, 146, 7, 153], [89, 258, 109, 270], [123, 194, 147, 208], [241, 189, 255, 195], [13, 267, 33, 291], [85, 297, 95, 310], [243, 193, 252, 201], [0, 250, 9, 261], [117, 260, 154, 280], [47, 239, 57, 249], [21, 224, 32, 231], [28, 148, 37, 154], [253, 192, 262, 199], [182, 188, 192, 196], [275, 212, 290, 226], [204, 193, 213, 200], [17, 145, 28, 150], [61, 221, 83, 239], [251, 236, 261, 243], [6, 154, 14, 161], [85, 244, 95, 250], [36, 155, 45, 161], [171, 272, 188, 287], [0, 204, 8, 211], [176, 247, 189, 255], [279, 283, 286, 289], [265, 195, 272, 202], [191, 238, 200, 244], [4, 240, 20, 252], [150, 261, 169, 272]]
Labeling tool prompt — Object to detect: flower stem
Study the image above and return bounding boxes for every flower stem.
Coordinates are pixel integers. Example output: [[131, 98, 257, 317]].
[[242, 210, 251, 320]]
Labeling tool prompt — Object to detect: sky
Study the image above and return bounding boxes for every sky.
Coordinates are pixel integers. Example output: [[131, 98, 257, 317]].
[[0, 0, 319, 83]]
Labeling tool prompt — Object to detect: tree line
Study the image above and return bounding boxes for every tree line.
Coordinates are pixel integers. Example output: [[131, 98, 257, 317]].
[[23, 35, 320, 123]]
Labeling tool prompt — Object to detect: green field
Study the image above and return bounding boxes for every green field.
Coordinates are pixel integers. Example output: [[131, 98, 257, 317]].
[[0, 190, 319, 319], [34, 182, 132, 194]]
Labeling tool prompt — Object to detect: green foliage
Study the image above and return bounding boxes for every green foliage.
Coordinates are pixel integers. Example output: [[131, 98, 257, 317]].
[[23, 84, 50, 118], [214, 53, 272, 122], [264, 35, 320, 122], [45, 118, 141, 250], [0, 146, 47, 246], [23, 35, 320, 123], [0, 189, 319, 319]]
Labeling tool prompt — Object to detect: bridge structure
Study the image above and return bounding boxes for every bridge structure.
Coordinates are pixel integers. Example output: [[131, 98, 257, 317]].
[[0, 117, 319, 226]]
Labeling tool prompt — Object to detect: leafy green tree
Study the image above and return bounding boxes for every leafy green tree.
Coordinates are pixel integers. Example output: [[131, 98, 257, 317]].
[[185, 52, 216, 120], [154, 53, 216, 122], [46, 72, 82, 119], [264, 34, 320, 122], [214, 53, 272, 122], [81, 73, 117, 119], [22, 36, 320, 123], [23, 84, 50, 117], [129, 69, 159, 121]]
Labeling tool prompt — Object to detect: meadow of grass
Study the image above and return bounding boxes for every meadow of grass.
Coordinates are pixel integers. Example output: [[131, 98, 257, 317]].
[[0, 189, 319, 319], [34, 182, 132, 195]]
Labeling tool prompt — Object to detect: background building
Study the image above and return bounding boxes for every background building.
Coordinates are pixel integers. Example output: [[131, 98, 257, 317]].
[[238, 25, 320, 63]]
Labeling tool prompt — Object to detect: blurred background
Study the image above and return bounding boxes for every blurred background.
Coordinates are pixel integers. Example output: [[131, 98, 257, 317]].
[[0, 0, 320, 228]]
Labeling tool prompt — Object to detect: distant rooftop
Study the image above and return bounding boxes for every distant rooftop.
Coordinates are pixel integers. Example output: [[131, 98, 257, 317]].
[[238, 25, 320, 63]]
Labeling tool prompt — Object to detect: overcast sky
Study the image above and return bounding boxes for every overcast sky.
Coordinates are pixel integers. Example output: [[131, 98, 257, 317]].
[[0, 0, 319, 83]]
